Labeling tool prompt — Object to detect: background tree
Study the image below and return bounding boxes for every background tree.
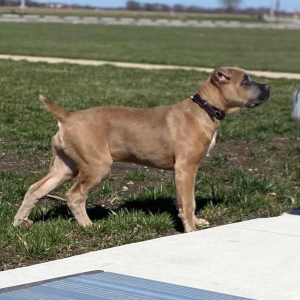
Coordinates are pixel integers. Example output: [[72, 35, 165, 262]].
[[219, 0, 242, 12], [126, 1, 141, 11]]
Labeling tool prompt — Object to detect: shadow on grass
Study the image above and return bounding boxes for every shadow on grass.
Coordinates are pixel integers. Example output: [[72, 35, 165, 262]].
[[32, 194, 225, 232], [118, 195, 224, 232], [32, 202, 74, 223], [32, 202, 111, 224]]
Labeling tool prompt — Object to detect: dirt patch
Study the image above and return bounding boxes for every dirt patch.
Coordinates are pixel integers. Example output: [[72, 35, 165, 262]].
[[0, 151, 48, 174], [0, 137, 294, 176], [204, 137, 295, 175], [1, 136, 294, 212]]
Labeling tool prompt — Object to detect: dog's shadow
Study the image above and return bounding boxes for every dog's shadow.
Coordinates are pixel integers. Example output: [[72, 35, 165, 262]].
[[33, 195, 224, 232], [118, 196, 224, 231], [32, 202, 109, 224]]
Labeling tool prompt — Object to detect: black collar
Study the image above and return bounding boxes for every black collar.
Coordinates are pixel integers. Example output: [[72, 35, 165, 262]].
[[191, 94, 225, 121]]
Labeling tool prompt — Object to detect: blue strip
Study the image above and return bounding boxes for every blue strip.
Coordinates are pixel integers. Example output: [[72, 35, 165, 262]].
[[0, 271, 255, 300]]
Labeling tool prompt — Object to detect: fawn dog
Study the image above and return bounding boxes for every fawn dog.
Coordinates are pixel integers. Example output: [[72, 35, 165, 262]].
[[13, 67, 270, 232]]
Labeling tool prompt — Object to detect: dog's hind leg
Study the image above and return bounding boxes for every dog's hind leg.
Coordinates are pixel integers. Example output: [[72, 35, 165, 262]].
[[65, 156, 112, 227], [13, 145, 77, 227]]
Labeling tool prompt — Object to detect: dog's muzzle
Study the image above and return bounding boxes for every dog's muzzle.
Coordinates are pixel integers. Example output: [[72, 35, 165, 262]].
[[245, 84, 271, 108]]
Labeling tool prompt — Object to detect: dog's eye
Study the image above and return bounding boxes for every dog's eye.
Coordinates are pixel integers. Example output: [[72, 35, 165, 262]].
[[241, 76, 250, 85]]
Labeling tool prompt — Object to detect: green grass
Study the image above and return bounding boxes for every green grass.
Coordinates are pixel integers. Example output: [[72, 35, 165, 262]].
[[0, 60, 299, 156], [0, 23, 300, 73], [0, 170, 174, 269], [0, 60, 300, 270], [287, 142, 300, 157]]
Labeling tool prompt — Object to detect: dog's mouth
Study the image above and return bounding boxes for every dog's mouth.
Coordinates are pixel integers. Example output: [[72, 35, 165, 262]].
[[245, 84, 270, 109], [245, 99, 267, 108]]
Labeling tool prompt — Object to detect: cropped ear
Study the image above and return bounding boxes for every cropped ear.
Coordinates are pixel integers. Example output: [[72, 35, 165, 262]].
[[211, 68, 234, 84]]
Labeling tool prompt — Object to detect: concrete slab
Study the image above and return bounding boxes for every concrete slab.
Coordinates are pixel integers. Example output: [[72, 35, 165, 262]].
[[186, 20, 199, 27], [2, 14, 20, 18], [1, 212, 300, 300], [23, 15, 39, 19], [137, 19, 155, 26]]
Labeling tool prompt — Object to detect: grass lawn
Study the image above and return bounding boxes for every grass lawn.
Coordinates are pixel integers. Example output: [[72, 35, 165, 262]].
[[0, 23, 300, 73], [0, 60, 300, 270]]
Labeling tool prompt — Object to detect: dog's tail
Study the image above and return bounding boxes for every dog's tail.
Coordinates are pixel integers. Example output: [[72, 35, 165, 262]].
[[39, 95, 70, 123]]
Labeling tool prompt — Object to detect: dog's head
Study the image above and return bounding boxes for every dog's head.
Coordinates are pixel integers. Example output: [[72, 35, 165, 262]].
[[210, 67, 270, 112]]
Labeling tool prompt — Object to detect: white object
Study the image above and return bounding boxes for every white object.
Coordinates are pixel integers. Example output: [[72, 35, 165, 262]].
[[292, 90, 300, 121]]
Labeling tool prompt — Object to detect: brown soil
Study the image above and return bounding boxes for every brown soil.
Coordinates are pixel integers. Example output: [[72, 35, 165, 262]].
[[0, 137, 293, 177]]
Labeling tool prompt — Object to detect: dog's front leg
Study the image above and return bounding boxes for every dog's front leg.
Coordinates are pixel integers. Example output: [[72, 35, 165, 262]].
[[206, 130, 218, 157], [174, 160, 199, 233]]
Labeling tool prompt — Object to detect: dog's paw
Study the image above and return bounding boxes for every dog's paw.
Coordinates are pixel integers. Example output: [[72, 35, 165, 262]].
[[184, 225, 198, 233], [195, 218, 210, 227], [13, 218, 33, 229]]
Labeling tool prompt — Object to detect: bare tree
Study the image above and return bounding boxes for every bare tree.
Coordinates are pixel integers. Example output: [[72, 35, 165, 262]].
[[219, 0, 242, 12], [126, 1, 141, 11]]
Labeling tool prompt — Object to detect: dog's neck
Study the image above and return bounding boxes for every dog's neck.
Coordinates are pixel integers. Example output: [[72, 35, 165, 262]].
[[198, 79, 240, 115], [198, 79, 225, 110]]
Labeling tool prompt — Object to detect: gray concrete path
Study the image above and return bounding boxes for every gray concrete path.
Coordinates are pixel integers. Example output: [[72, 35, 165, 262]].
[[1, 211, 300, 300], [1, 54, 300, 80]]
